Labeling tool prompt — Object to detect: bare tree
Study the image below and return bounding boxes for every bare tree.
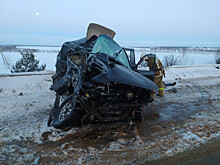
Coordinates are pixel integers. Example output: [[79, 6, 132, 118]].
[[163, 55, 181, 67]]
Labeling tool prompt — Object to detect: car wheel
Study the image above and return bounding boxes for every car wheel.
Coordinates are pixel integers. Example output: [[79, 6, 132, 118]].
[[52, 95, 85, 130]]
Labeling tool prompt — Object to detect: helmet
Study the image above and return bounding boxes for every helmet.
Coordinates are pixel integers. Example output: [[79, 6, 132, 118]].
[[140, 52, 148, 60]]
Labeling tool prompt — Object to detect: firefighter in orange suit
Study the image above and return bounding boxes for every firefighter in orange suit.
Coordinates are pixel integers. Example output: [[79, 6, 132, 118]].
[[141, 53, 165, 97]]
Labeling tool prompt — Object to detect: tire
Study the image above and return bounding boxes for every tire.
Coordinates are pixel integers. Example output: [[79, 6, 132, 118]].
[[52, 95, 85, 130]]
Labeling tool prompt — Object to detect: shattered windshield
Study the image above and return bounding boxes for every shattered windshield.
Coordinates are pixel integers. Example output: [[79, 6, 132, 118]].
[[91, 35, 130, 68]]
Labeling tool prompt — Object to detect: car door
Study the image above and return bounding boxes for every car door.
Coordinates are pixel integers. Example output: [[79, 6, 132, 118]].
[[124, 48, 155, 81]]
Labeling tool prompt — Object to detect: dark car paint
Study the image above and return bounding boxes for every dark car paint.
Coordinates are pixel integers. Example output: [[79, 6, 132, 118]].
[[92, 63, 158, 92], [88, 52, 158, 92], [49, 35, 159, 128]]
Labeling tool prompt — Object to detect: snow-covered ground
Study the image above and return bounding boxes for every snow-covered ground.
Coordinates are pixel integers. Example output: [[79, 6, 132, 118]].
[[0, 64, 219, 164], [0, 72, 55, 143]]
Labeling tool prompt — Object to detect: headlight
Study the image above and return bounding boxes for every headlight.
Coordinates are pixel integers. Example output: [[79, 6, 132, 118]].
[[126, 92, 133, 100]]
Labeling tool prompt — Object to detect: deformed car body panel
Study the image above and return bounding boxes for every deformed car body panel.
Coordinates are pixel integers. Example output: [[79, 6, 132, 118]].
[[89, 35, 158, 91], [92, 63, 158, 92], [55, 37, 96, 74], [49, 24, 160, 129]]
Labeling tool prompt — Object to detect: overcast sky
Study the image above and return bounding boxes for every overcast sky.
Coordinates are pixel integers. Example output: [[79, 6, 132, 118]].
[[0, 0, 220, 47]]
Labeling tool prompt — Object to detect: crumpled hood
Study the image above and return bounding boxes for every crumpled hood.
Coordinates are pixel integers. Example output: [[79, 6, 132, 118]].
[[92, 64, 159, 92]]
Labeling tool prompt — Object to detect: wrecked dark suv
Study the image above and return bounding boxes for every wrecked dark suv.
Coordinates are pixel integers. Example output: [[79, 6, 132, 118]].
[[48, 24, 158, 130]]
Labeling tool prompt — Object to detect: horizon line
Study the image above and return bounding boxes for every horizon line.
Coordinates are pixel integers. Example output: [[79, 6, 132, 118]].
[[0, 44, 220, 49]]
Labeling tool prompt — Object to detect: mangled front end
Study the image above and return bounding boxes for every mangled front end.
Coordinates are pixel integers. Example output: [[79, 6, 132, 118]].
[[48, 24, 158, 130]]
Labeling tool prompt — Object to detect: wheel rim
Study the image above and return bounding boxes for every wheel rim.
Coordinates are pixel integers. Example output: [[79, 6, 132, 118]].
[[59, 101, 74, 121]]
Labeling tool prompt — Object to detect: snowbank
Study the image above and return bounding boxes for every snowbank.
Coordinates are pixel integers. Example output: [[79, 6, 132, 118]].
[[164, 64, 220, 82]]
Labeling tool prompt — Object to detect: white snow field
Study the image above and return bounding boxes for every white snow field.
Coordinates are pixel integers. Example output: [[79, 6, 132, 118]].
[[0, 45, 219, 74], [0, 46, 60, 74]]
